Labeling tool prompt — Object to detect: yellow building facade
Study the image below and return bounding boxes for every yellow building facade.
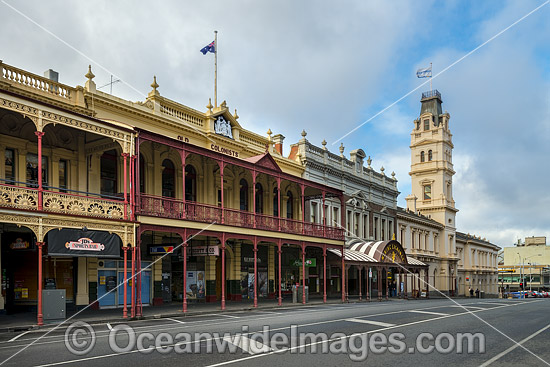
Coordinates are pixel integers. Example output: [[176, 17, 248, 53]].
[[0, 62, 345, 323]]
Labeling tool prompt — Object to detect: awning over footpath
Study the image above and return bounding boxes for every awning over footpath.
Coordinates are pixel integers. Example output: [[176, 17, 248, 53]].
[[329, 240, 427, 267]]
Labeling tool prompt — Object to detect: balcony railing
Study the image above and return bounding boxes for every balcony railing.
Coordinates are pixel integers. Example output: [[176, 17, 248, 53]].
[[0, 182, 125, 220], [138, 194, 344, 240]]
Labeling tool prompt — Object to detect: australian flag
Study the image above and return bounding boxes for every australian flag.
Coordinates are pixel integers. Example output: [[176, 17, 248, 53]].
[[200, 41, 216, 55]]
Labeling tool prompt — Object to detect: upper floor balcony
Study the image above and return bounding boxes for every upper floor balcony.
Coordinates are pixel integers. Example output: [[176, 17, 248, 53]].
[[135, 130, 345, 241]]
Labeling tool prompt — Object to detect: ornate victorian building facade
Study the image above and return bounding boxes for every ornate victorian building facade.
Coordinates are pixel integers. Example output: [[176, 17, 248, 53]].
[[0, 62, 347, 323], [398, 90, 499, 296]]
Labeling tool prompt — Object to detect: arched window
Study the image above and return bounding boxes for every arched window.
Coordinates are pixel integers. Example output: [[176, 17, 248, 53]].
[[139, 153, 145, 193], [162, 159, 175, 198], [273, 186, 279, 216], [185, 165, 197, 201], [286, 191, 294, 219], [255, 182, 263, 214], [420, 151, 425, 162], [428, 150, 433, 161], [239, 179, 249, 211], [100, 149, 117, 196]]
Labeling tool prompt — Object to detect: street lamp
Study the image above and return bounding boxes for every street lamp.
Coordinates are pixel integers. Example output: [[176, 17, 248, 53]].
[[517, 253, 542, 296]]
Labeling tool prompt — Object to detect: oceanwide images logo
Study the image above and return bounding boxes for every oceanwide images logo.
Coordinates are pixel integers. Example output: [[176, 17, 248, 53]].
[[64, 322, 486, 361]]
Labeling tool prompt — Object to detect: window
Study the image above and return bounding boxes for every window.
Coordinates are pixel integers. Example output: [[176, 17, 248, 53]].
[[100, 150, 117, 195], [374, 217, 379, 240], [424, 185, 432, 200], [240, 179, 249, 211], [311, 202, 318, 223], [26, 153, 48, 188], [332, 207, 339, 227], [273, 186, 279, 216], [286, 191, 293, 219], [382, 218, 386, 240], [424, 119, 429, 131], [59, 159, 67, 192], [185, 165, 196, 201], [389, 220, 393, 240], [428, 150, 433, 161], [139, 153, 145, 194], [363, 215, 369, 239], [355, 213, 361, 236], [161, 159, 175, 198], [5, 148, 15, 184], [420, 151, 425, 162], [255, 182, 263, 214]]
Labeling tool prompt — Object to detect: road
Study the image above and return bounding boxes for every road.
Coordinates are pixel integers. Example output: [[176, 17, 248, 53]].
[[0, 298, 548, 366]]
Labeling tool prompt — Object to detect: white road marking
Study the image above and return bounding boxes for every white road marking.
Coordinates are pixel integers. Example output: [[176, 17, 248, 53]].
[[166, 318, 186, 324], [408, 310, 449, 316], [449, 305, 486, 310], [8, 331, 31, 342], [32, 301, 533, 367], [345, 318, 395, 327], [106, 323, 112, 331], [480, 322, 550, 366], [222, 335, 272, 355], [218, 314, 240, 319]]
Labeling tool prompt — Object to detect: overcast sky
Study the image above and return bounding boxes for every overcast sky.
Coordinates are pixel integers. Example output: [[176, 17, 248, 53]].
[[1, 0, 548, 248]]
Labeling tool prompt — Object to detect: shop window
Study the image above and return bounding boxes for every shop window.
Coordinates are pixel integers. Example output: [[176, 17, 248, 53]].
[[240, 179, 249, 211], [420, 151, 425, 162], [286, 191, 293, 219], [5, 148, 15, 184], [100, 150, 117, 196], [59, 159, 68, 192], [162, 159, 175, 198], [428, 150, 433, 161], [26, 153, 48, 188], [273, 186, 279, 216], [185, 165, 197, 201], [255, 182, 263, 213], [424, 185, 432, 200]]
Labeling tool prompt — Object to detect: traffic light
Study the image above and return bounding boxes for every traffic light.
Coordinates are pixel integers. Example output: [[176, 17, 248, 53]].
[[520, 282, 523, 290]]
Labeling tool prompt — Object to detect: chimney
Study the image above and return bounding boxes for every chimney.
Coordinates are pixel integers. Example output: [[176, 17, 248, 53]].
[[405, 194, 417, 213], [44, 69, 59, 82], [273, 134, 285, 155]]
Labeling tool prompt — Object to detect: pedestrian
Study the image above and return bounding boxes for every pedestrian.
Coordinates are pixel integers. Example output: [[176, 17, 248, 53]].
[[475, 288, 480, 299], [469, 287, 473, 298]]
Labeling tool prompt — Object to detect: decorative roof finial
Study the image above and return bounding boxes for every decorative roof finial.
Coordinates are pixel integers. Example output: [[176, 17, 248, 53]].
[[367, 156, 372, 168], [391, 171, 396, 178], [322, 139, 327, 149], [266, 129, 272, 141], [151, 76, 159, 92], [301, 130, 307, 138], [206, 98, 213, 113], [339, 142, 344, 156], [380, 166, 385, 174], [85, 65, 95, 81], [233, 109, 239, 120]]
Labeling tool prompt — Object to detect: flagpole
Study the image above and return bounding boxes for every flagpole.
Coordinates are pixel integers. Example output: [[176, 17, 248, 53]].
[[429, 62, 432, 91], [214, 30, 218, 108]]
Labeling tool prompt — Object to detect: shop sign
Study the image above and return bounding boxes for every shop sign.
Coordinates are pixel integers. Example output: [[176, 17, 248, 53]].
[[10, 238, 30, 250], [47, 228, 122, 258], [65, 238, 105, 252], [149, 246, 175, 255], [187, 246, 219, 257], [243, 257, 262, 264], [292, 258, 317, 267], [21, 288, 28, 298], [210, 143, 239, 158], [381, 242, 406, 264]]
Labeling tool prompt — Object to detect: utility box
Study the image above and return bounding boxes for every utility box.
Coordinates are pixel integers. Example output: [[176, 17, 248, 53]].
[[42, 289, 66, 321]]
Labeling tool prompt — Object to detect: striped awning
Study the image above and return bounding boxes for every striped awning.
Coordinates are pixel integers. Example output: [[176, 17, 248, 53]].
[[327, 248, 376, 263], [406, 256, 427, 266]]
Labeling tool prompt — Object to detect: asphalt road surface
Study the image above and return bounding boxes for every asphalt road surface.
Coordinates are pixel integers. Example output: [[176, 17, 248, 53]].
[[0, 298, 548, 366]]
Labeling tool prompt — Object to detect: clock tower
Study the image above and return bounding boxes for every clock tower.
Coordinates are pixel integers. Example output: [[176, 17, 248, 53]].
[[406, 90, 458, 258]]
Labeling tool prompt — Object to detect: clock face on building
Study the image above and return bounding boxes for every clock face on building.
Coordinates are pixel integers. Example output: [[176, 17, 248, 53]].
[[214, 116, 233, 139]]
